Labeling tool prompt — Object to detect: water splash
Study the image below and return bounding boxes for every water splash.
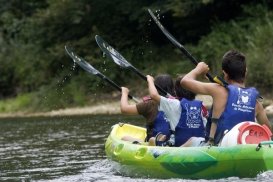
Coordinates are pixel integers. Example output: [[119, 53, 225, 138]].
[[155, 9, 161, 20], [72, 62, 76, 71]]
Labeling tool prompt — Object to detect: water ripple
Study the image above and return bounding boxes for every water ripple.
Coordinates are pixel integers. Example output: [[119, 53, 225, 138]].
[[0, 115, 272, 181]]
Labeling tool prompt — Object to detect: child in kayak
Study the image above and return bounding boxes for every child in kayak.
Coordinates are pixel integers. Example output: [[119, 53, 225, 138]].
[[147, 75, 208, 147], [181, 50, 272, 145], [120, 74, 175, 145]]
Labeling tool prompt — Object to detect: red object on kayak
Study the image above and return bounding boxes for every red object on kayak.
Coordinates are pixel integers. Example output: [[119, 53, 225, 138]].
[[220, 121, 272, 147], [237, 122, 272, 144]]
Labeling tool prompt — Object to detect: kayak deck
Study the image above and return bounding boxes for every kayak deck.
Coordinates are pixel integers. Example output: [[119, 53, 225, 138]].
[[105, 123, 273, 179]]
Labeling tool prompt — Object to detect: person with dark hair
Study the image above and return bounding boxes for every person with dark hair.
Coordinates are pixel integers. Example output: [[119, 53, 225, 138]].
[[120, 74, 175, 145], [174, 75, 196, 100], [147, 75, 208, 147], [181, 50, 272, 145]]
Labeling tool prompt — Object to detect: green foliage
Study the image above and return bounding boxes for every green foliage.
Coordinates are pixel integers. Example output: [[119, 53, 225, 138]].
[[246, 18, 273, 91], [194, 3, 273, 93], [0, 0, 272, 112], [0, 93, 32, 113]]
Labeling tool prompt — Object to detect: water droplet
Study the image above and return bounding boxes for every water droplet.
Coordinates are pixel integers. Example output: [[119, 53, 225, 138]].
[[72, 62, 76, 70]]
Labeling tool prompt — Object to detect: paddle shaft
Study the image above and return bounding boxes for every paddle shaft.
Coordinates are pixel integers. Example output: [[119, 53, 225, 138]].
[[65, 45, 138, 102], [95, 35, 171, 97], [95, 72, 139, 102], [129, 65, 170, 97], [148, 9, 264, 99], [148, 9, 228, 87], [95, 72, 132, 99], [177, 43, 217, 83]]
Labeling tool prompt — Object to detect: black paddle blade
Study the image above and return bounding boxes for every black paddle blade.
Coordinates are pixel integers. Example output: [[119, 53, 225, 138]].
[[65, 45, 100, 75], [148, 9, 224, 85], [148, 9, 199, 65], [148, 9, 184, 49], [65, 45, 139, 102], [95, 35, 131, 68]]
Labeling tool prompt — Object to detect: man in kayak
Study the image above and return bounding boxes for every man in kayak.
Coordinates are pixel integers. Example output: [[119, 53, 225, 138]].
[[120, 74, 175, 145], [147, 75, 208, 147], [181, 50, 272, 145]]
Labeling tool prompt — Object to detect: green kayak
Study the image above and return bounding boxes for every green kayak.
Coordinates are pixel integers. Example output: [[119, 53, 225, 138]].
[[105, 123, 273, 179]]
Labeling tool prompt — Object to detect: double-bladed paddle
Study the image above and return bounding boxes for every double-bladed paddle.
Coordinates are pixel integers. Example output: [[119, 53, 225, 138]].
[[65, 45, 139, 103], [95, 35, 172, 97]]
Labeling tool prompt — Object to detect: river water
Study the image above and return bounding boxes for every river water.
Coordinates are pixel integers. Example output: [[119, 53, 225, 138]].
[[0, 114, 272, 182]]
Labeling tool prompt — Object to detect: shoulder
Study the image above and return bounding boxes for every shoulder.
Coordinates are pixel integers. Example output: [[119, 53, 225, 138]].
[[159, 96, 180, 110], [136, 100, 158, 119], [142, 95, 152, 102], [137, 99, 157, 108], [212, 83, 226, 93], [160, 96, 180, 105], [211, 84, 228, 98]]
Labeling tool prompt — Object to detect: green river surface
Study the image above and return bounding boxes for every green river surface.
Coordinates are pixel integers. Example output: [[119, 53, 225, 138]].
[[0, 114, 273, 182]]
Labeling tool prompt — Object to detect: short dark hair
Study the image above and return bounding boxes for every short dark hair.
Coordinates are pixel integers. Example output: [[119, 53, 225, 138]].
[[222, 50, 246, 83], [175, 75, 196, 100], [154, 74, 175, 96]]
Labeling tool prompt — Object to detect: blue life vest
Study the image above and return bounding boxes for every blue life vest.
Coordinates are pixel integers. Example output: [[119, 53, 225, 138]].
[[151, 111, 171, 138], [174, 98, 205, 146], [143, 96, 171, 141], [215, 85, 258, 143]]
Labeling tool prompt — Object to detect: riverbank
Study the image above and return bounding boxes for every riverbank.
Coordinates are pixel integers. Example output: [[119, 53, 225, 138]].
[[0, 95, 272, 118], [0, 101, 121, 118]]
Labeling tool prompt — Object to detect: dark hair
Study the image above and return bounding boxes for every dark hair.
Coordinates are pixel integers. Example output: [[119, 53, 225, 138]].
[[154, 74, 175, 96], [222, 50, 246, 83], [175, 75, 196, 100]]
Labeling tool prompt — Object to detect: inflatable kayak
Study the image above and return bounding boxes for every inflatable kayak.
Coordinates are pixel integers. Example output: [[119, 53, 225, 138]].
[[105, 123, 273, 179]]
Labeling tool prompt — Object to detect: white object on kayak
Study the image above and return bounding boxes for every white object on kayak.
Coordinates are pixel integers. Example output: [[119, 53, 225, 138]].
[[219, 121, 272, 147]]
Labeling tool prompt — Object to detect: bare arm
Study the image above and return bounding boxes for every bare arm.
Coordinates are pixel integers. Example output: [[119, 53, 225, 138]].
[[256, 101, 272, 132], [181, 62, 218, 96], [120, 87, 138, 115], [147, 75, 161, 103], [181, 62, 228, 144]]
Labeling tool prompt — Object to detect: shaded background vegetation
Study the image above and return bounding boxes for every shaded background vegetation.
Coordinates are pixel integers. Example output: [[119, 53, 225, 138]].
[[0, 0, 272, 112]]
